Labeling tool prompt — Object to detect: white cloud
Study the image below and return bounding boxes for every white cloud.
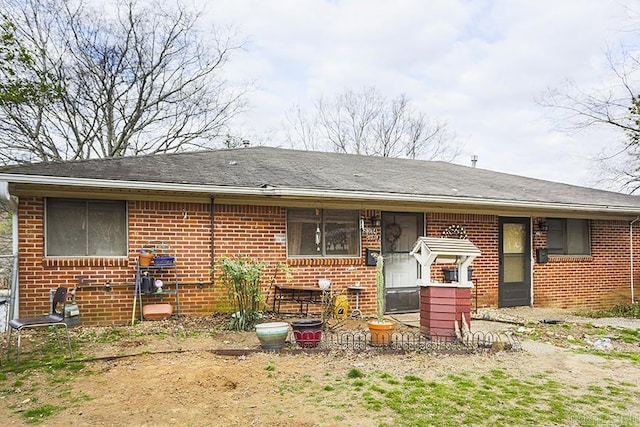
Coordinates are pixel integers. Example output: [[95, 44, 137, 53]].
[[202, 0, 639, 189]]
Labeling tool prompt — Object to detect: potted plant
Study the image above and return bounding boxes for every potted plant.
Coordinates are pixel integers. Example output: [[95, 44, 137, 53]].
[[138, 248, 155, 267], [367, 254, 395, 346], [138, 242, 174, 267]]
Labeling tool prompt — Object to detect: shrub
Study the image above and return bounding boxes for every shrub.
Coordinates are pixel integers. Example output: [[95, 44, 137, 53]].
[[217, 257, 266, 331]]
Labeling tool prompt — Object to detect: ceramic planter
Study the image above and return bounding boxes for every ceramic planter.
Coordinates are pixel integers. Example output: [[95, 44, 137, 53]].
[[367, 320, 396, 346], [290, 319, 323, 348], [255, 321, 289, 349]]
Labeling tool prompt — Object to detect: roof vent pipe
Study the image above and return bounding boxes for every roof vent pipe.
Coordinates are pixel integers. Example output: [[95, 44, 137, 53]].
[[471, 155, 478, 168]]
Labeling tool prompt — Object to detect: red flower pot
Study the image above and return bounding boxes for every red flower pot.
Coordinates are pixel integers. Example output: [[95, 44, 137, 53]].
[[291, 319, 323, 348]]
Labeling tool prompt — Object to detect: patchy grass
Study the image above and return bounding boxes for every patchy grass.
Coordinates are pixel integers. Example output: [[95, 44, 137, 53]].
[[617, 328, 640, 344], [0, 315, 638, 425], [514, 320, 640, 364], [576, 303, 640, 319], [0, 332, 90, 425], [295, 367, 640, 426], [22, 404, 65, 424], [608, 303, 640, 318], [0, 357, 89, 424], [77, 327, 124, 344]]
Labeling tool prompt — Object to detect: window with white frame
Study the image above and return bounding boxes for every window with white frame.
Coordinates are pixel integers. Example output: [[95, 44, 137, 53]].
[[287, 208, 360, 257], [46, 198, 127, 256], [547, 218, 590, 255]]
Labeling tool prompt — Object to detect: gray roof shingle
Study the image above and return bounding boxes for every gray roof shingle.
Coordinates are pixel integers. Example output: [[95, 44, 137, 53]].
[[2, 146, 640, 212]]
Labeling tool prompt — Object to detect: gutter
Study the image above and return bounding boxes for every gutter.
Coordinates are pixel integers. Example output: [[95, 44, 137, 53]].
[[3, 173, 640, 215], [631, 217, 640, 303]]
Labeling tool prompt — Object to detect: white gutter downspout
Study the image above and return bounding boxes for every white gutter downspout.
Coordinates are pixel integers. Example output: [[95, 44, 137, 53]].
[[0, 181, 18, 321], [631, 216, 640, 304]]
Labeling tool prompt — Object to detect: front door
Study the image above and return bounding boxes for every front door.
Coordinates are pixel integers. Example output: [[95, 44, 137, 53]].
[[381, 212, 423, 313], [498, 217, 532, 307]]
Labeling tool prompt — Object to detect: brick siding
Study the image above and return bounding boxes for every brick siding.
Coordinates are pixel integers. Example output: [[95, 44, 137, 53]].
[[15, 197, 640, 325]]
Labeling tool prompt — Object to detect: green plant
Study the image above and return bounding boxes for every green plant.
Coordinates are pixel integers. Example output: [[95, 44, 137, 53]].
[[140, 242, 170, 255], [375, 254, 385, 322], [576, 302, 640, 319], [216, 257, 291, 331], [347, 368, 364, 379], [22, 403, 63, 423], [217, 257, 267, 331], [609, 302, 640, 318]]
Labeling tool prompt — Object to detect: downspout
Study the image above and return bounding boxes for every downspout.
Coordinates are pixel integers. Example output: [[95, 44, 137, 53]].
[[210, 196, 215, 276], [0, 181, 19, 321], [631, 216, 640, 304]]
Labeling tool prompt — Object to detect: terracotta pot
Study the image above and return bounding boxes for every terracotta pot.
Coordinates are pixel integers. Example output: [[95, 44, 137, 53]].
[[255, 322, 289, 349], [139, 253, 154, 267], [291, 319, 323, 348], [367, 320, 396, 346]]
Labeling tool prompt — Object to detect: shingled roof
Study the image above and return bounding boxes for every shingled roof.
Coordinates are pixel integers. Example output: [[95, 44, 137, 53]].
[[2, 146, 640, 214]]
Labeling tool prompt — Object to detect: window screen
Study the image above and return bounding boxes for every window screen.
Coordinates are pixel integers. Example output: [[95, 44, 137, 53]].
[[287, 208, 360, 257], [547, 218, 590, 255], [46, 199, 127, 256]]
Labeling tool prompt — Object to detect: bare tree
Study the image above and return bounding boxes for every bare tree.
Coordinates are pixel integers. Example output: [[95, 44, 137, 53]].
[[0, 0, 248, 164], [284, 87, 458, 161], [539, 45, 640, 193], [282, 105, 319, 151]]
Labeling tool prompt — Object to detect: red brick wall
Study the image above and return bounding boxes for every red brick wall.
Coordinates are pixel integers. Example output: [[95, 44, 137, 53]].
[[211, 206, 379, 316], [16, 197, 639, 326], [427, 214, 637, 310], [427, 213, 499, 309], [533, 219, 637, 309], [17, 198, 214, 325], [16, 199, 380, 325]]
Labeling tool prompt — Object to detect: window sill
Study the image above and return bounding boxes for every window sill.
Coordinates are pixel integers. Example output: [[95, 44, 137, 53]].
[[43, 257, 129, 268], [547, 255, 593, 263], [288, 257, 362, 266]]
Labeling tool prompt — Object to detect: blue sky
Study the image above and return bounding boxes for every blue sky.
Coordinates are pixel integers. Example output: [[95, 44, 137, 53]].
[[202, 0, 638, 190]]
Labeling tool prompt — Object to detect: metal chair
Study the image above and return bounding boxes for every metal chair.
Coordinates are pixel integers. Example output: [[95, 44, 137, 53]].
[[7, 287, 72, 363]]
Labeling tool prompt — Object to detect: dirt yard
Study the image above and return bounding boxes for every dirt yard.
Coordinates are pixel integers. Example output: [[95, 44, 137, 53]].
[[1, 311, 639, 426]]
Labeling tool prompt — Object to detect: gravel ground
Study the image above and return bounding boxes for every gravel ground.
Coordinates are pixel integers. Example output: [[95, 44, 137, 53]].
[[391, 306, 640, 334], [475, 306, 640, 330]]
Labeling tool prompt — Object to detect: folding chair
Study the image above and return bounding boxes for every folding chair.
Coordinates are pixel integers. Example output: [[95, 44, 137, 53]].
[[7, 287, 72, 363]]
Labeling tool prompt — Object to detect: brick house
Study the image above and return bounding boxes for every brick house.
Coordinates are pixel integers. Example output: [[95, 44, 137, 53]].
[[1, 146, 640, 326]]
